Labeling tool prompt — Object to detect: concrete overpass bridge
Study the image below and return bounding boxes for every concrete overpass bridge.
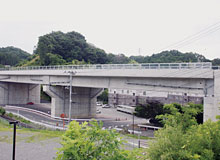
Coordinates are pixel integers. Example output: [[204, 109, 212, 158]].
[[0, 62, 219, 121]]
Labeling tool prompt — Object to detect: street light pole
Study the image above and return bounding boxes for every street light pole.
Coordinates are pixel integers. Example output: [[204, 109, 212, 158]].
[[9, 121, 18, 160]]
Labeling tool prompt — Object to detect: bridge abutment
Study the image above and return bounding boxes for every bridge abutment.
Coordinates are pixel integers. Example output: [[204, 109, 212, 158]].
[[43, 85, 102, 118], [0, 82, 40, 105], [204, 70, 220, 121]]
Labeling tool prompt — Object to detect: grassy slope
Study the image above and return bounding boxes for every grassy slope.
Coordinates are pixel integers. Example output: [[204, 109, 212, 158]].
[[21, 55, 40, 67], [0, 119, 64, 143]]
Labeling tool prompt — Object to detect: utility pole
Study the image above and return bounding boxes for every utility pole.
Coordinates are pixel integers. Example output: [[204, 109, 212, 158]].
[[132, 112, 134, 135], [138, 48, 141, 56], [9, 121, 18, 160], [68, 72, 73, 123]]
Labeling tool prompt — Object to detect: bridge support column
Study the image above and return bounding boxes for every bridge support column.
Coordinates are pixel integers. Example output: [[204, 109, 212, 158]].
[[0, 82, 40, 105], [43, 85, 102, 118], [204, 70, 220, 121]]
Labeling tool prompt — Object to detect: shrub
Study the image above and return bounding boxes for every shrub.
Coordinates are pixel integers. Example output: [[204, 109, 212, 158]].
[[0, 107, 6, 116], [56, 120, 137, 160]]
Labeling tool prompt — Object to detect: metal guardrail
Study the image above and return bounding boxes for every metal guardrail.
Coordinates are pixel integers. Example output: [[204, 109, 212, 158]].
[[0, 62, 213, 71]]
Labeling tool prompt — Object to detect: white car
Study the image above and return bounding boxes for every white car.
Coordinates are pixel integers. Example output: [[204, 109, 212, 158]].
[[96, 109, 101, 114], [96, 102, 102, 106], [102, 104, 110, 108]]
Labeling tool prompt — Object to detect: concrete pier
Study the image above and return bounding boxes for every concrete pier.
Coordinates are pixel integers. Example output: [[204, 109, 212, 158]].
[[204, 70, 220, 121], [0, 82, 40, 105], [43, 85, 102, 118]]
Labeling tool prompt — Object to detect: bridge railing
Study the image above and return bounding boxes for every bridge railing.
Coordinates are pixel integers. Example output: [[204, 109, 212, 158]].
[[0, 62, 213, 71], [212, 66, 220, 70]]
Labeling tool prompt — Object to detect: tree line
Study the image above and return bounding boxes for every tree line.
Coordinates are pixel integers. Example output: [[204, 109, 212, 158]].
[[0, 46, 30, 67], [1, 31, 220, 67]]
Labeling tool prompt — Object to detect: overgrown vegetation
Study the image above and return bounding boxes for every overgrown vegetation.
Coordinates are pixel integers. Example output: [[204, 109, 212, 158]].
[[0, 46, 30, 66], [146, 103, 220, 160], [123, 133, 152, 140], [56, 120, 143, 160], [0, 31, 220, 67], [35, 31, 109, 65], [135, 102, 203, 126], [6, 112, 31, 124], [97, 88, 108, 104], [0, 107, 6, 115], [135, 100, 165, 126], [40, 85, 51, 102]]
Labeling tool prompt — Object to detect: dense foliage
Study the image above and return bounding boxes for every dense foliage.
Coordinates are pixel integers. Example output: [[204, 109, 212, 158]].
[[0, 46, 30, 66], [212, 58, 220, 66], [97, 89, 108, 104], [135, 102, 203, 126], [135, 100, 165, 126], [35, 31, 109, 65], [34, 31, 219, 66], [0, 107, 6, 116], [147, 103, 219, 160], [130, 50, 210, 63], [2, 31, 220, 67], [56, 120, 138, 160]]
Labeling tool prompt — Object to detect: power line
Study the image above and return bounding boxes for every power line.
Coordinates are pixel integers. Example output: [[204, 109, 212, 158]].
[[157, 20, 220, 52], [173, 25, 220, 49]]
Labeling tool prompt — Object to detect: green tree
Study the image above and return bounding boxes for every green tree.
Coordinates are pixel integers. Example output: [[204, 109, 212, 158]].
[[0, 46, 30, 66], [43, 53, 66, 65], [35, 31, 109, 65], [56, 120, 133, 160], [157, 103, 202, 131], [212, 58, 220, 66], [107, 53, 129, 64], [97, 89, 108, 104], [130, 50, 210, 64], [0, 64, 4, 68], [0, 107, 6, 115], [70, 59, 86, 65], [147, 103, 219, 160], [135, 100, 165, 126]]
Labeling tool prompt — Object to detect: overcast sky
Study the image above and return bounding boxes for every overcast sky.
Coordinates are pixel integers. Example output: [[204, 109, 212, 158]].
[[0, 0, 220, 59]]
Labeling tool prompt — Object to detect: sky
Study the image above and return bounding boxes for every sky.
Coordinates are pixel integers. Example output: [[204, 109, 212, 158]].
[[0, 0, 220, 59]]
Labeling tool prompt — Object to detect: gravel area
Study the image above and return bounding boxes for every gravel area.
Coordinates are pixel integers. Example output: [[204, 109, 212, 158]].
[[0, 131, 61, 160]]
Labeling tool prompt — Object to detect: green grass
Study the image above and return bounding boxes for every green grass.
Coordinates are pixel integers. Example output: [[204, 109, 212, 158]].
[[0, 118, 11, 131], [0, 119, 64, 143], [6, 112, 31, 124], [123, 133, 153, 140]]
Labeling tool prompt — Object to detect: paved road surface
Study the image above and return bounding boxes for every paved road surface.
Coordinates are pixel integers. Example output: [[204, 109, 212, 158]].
[[3, 104, 154, 137]]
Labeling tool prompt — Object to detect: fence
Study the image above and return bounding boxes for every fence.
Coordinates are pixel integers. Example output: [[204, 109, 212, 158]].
[[0, 62, 213, 71]]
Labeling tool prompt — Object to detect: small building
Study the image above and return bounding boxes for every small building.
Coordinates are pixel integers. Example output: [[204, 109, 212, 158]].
[[108, 88, 203, 107]]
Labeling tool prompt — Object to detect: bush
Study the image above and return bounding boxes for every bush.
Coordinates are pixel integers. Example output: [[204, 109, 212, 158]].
[[7, 113, 13, 118], [0, 107, 6, 116], [56, 120, 138, 160], [147, 103, 218, 160], [135, 100, 165, 126]]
